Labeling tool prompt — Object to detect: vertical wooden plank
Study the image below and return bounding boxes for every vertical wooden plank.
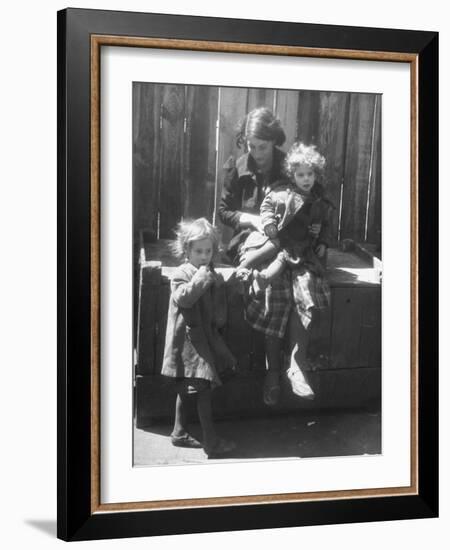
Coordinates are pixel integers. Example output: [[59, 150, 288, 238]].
[[132, 83, 159, 239], [136, 261, 161, 375], [246, 87, 276, 113], [275, 89, 299, 152], [329, 287, 363, 369], [133, 83, 162, 348], [340, 93, 377, 242], [158, 84, 185, 239], [224, 281, 253, 373], [215, 87, 249, 243], [307, 296, 332, 368], [366, 95, 382, 248], [358, 287, 382, 367], [184, 85, 219, 221], [155, 280, 171, 373], [296, 90, 321, 144], [317, 92, 350, 245]]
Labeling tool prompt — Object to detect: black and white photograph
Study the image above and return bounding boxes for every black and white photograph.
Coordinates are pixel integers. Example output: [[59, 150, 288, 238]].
[[1, 0, 444, 547], [132, 83, 382, 465]]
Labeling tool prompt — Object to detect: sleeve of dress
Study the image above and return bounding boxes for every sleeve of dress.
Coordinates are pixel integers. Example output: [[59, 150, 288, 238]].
[[316, 202, 333, 248], [217, 156, 243, 230], [260, 192, 278, 229], [171, 268, 210, 308]]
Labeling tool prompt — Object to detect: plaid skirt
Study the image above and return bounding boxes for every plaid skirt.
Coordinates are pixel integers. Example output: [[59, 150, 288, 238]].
[[244, 272, 292, 339], [291, 267, 330, 329]]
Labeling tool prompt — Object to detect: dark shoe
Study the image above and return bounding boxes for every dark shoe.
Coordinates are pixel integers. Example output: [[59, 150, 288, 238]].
[[219, 364, 237, 383], [170, 433, 203, 448], [263, 370, 281, 406], [205, 438, 236, 458]]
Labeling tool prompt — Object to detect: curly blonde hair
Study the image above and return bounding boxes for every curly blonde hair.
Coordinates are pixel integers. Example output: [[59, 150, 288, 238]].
[[284, 142, 326, 181], [170, 218, 219, 260]]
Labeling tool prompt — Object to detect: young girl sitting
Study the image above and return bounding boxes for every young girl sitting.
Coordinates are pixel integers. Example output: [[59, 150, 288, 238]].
[[237, 142, 333, 308], [237, 143, 333, 404], [161, 218, 237, 458]]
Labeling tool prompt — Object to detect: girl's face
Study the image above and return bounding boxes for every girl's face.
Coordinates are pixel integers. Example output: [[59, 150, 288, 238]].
[[247, 136, 275, 171], [187, 237, 213, 268], [293, 163, 315, 194]]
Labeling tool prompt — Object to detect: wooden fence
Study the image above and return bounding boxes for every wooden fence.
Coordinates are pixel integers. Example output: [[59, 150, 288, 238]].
[[133, 83, 381, 250]]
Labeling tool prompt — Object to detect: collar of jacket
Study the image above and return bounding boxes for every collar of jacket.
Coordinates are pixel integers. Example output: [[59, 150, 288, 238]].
[[181, 261, 215, 274], [235, 147, 286, 180], [271, 180, 327, 202]]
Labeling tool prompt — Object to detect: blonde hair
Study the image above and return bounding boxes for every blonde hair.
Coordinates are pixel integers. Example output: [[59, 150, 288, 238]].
[[285, 142, 326, 181], [171, 218, 219, 260]]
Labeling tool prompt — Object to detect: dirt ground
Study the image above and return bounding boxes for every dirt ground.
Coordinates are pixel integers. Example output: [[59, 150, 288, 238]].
[[134, 408, 381, 466]]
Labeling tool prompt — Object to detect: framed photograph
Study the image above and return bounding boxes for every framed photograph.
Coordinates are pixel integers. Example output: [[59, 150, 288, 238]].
[[57, 8, 438, 541]]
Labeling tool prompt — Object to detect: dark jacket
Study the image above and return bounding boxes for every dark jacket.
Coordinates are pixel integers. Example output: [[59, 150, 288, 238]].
[[161, 262, 235, 386], [261, 180, 333, 249], [218, 148, 287, 233]]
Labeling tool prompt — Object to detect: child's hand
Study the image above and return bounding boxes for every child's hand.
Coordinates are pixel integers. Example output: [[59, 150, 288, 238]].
[[193, 265, 215, 287], [264, 223, 278, 239], [315, 244, 327, 258], [309, 223, 322, 237]]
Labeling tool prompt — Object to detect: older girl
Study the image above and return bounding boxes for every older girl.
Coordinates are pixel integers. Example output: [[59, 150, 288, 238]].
[[161, 218, 236, 458], [234, 141, 333, 402], [218, 107, 292, 406]]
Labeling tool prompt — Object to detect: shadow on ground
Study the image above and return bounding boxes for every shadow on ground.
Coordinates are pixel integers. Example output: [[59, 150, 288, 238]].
[[134, 409, 381, 465], [25, 519, 56, 537]]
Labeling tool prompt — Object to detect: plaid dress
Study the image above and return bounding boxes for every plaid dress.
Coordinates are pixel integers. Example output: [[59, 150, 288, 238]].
[[244, 199, 332, 336], [291, 266, 330, 329], [244, 269, 292, 339], [244, 262, 330, 337]]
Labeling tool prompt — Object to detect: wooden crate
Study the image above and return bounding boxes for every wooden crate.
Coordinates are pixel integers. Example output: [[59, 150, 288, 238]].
[[135, 239, 381, 426]]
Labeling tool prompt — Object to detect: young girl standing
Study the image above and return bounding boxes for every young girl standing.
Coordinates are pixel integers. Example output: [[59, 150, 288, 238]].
[[161, 218, 237, 458]]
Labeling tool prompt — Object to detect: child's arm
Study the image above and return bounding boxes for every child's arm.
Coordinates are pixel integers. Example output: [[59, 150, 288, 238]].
[[316, 203, 333, 249], [171, 266, 214, 308], [260, 192, 279, 237], [217, 157, 242, 230], [310, 200, 333, 256]]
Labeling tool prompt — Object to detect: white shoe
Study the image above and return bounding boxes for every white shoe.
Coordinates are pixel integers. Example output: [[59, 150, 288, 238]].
[[287, 366, 315, 400]]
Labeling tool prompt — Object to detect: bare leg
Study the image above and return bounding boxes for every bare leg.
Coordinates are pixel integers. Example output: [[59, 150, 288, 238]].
[[197, 389, 236, 456], [170, 392, 203, 448], [252, 257, 285, 296], [262, 257, 285, 281], [286, 311, 314, 399], [239, 238, 279, 270], [263, 335, 282, 405], [172, 393, 188, 437]]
